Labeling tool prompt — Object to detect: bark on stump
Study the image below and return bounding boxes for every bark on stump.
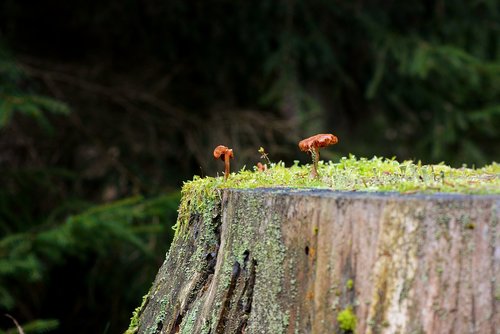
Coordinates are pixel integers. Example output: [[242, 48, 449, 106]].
[[135, 189, 499, 334]]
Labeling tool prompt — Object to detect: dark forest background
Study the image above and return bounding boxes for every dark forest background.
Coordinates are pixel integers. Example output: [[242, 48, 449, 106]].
[[1, 1, 499, 333]]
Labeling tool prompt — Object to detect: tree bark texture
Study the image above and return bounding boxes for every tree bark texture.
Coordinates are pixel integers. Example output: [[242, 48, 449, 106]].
[[135, 189, 499, 334]]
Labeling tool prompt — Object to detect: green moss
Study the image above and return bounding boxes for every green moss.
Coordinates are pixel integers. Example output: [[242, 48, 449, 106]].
[[337, 306, 357, 332], [346, 279, 354, 290], [174, 156, 499, 237], [125, 291, 150, 334]]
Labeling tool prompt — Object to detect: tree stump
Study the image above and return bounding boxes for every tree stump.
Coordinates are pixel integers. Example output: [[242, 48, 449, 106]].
[[132, 189, 499, 334]]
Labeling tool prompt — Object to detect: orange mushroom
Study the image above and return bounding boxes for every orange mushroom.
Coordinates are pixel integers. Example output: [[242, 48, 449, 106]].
[[298, 133, 338, 178], [213, 145, 234, 180]]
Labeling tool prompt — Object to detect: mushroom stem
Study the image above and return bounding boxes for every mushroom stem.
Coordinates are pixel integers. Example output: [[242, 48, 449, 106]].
[[310, 146, 320, 178], [224, 153, 230, 180]]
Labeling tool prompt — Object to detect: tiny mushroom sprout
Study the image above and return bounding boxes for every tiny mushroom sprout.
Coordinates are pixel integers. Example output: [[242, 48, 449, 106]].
[[213, 145, 234, 180], [299, 133, 338, 178]]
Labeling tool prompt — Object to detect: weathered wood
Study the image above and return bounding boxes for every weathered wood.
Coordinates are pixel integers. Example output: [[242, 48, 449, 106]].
[[134, 189, 499, 334]]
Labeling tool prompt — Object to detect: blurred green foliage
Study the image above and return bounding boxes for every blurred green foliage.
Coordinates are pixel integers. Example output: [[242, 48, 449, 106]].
[[0, 48, 181, 333], [0, 194, 179, 308], [0, 48, 69, 131], [0, 192, 179, 333], [364, 30, 500, 164], [0, 0, 499, 333]]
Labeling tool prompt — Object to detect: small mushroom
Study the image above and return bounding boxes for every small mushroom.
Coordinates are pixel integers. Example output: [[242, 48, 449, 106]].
[[298, 133, 338, 178], [213, 145, 234, 180], [256, 162, 267, 172]]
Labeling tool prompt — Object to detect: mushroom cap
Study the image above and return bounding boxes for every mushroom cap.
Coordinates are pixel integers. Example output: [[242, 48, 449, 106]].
[[213, 145, 234, 160], [298, 133, 338, 151]]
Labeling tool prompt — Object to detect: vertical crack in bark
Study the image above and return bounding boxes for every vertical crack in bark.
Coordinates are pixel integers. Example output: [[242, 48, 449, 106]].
[[168, 314, 181, 334], [242, 250, 250, 270], [215, 261, 241, 334], [154, 320, 164, 334], [471, 292, 476, 332], [236, 259, 257, 333], [212, 251, 258, 334]]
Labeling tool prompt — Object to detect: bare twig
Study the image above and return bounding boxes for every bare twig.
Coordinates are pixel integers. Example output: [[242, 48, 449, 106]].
[[5, 314, 25, 334]]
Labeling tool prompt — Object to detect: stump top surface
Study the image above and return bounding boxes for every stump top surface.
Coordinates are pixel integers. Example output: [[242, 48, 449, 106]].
[[228, 187, 500, 200]]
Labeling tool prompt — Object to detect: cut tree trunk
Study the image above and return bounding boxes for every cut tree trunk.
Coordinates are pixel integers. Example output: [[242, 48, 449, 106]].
[[134, 189, 499, 334]]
